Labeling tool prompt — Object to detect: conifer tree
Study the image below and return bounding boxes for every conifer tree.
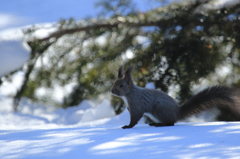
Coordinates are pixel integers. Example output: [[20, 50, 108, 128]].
[[1, 0, 239, 117]]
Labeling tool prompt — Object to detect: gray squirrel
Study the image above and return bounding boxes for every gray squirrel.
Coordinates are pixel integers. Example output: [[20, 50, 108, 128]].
[[111, 65, 240, 129]]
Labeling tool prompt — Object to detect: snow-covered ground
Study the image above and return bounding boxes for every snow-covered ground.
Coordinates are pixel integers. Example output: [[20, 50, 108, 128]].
[[0, 121, 240, 159]]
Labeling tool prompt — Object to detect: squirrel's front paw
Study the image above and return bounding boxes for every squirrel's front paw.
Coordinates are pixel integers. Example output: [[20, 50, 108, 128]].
[[122, 125, 132, 129]]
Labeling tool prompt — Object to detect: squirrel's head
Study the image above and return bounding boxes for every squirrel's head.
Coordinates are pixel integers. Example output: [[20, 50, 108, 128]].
[[111, 65, 134, 97]]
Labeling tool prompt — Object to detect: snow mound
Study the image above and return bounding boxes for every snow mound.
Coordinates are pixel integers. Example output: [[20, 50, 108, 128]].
[[0, 28, 30, 77], [13, 99, 116, 127]]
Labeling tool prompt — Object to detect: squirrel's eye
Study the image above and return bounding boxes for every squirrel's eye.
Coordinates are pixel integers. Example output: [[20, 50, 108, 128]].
[[119, 84, 123, 88]]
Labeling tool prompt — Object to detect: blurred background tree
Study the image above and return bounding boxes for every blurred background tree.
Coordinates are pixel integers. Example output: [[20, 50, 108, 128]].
[[2, 0, 240, 120]]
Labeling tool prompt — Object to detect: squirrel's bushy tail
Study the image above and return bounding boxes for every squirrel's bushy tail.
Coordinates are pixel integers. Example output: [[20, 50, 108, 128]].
[[178, 86, 240, 120]]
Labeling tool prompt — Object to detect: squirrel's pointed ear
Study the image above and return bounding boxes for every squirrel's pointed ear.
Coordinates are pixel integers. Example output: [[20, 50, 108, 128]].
[[125, 66, 134, 87], [118, 65, 124, 78]]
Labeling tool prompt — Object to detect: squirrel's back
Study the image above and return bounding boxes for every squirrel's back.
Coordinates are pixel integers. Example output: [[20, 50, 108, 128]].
[[132, 86, 180, 123]]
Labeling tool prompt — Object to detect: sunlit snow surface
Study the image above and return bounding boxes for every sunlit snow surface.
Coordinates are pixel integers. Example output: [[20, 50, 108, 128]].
[[0, 122, 240, 159]]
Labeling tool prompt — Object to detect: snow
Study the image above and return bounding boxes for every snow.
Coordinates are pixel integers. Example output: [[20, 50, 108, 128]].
[[145, 82, 156, 89], [197, 0, 240, 11], [0, 98, 117, 129], [209, 0, 240, 9], [0, 39, 30, 77], [0, 28, 30, 77], [0, 13, 27, 29], [0, 121, 240, 159], [32, 23, 58, 39]]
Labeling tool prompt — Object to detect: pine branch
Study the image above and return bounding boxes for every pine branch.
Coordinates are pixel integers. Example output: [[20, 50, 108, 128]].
[[38, 21, 158, 42]]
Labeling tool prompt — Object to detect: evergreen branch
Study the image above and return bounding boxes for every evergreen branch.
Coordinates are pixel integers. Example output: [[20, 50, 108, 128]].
[[37, 21, 156, 42], [37, 17, 239, 43]]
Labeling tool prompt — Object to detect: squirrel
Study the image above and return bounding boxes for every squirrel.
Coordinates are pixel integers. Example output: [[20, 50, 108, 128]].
[[111, 65, 240, 129]]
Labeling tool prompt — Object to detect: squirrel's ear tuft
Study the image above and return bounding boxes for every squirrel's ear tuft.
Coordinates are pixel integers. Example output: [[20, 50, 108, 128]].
[[125, 66, 134, 87], [118, 65, 124, 78]]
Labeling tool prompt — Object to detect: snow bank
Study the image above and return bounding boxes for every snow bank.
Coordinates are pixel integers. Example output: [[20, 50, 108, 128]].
[[0, 28, 30, 77], [196, 0, 240, 11], [0, 71, 25, 97], [209, 0, 240, 9], [0, 93, 142, 130], [0, 39, 30, 77], [16, 99, 116, 126], [0, 89, 133, 130]]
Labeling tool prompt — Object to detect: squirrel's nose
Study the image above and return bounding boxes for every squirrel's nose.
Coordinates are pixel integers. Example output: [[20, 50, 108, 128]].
[[111, 89, 115, 94], [111, 89, 118, 95]]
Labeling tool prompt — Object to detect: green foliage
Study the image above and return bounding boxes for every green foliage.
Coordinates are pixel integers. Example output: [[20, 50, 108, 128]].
[[3, 0, 240, 119]]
